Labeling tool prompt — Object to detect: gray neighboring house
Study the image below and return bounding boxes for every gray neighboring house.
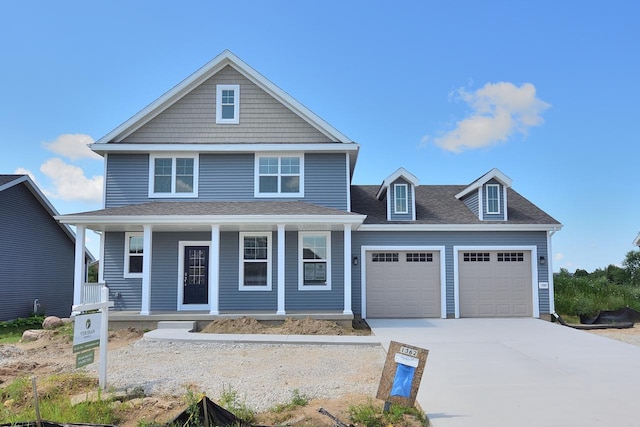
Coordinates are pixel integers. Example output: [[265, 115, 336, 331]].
[[0, 175, 94, 321], [57, 50, 562, 320]]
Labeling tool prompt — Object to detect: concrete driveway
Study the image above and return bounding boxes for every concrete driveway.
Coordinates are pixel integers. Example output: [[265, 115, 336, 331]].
[[367, 318, 640, 427]]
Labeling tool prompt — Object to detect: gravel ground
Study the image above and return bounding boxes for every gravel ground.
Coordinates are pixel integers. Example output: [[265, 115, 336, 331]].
[[87, 340, 386, 412]]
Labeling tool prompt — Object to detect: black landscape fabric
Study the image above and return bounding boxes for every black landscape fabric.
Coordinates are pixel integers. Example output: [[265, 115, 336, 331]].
[[580, 307, 640, 325], [167, 396, 257, 427]]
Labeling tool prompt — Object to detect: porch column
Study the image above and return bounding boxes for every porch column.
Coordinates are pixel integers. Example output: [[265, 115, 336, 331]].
[[72, 225, 86, 310], [98, 231, 105, 283], [209, 225, 220, 315], [343, 224, 353, 315], [140, 225, 152, 315], [277, 224, 286, 315]]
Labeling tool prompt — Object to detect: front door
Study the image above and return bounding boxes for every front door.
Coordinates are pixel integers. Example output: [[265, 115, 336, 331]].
[[183, 246, 209, 305]]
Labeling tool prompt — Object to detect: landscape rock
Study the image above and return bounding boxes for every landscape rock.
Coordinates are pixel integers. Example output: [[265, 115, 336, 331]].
[[42, 316, 64, 330], [21, 329, 47, 342]]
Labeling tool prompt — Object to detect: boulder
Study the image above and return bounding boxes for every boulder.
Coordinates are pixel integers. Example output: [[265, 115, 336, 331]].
[[42, 316, 64, 330], [21, 329, 46, 342]]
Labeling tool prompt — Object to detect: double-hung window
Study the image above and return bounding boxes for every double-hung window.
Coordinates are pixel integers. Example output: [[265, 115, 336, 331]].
[[299, 232, 331, 290], [486, 184, 501, 214], [149, 154, 198, 197], [124, 232, 143, 278], [394, 183, 408, 214], [216, 84, 240, 124], [239, 232, 272, 291], [255, 154, 303, 197]]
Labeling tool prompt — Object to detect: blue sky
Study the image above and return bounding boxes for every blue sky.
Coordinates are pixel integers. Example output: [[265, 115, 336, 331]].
[[1, 1, 638, 272]]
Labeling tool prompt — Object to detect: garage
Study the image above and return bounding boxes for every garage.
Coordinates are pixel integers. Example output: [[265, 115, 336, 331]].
[[366, 250, 441, 318], [458, 250, 533, 317]]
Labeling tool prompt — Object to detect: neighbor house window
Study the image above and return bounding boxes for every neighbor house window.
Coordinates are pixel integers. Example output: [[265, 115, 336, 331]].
[[394, 183, 408, 214], [239, 232, 272, 291], [149, 154, 198, 197], [216, 84, 240, 124], [299, 232, 331, 290], [255, 154, 303, 197], [486, 184, 501, 214], [124, 232, 143, 278]]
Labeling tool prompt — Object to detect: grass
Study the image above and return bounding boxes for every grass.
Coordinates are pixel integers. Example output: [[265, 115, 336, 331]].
[[348, 399, 427, 427], [218, 385, 256, 424], [0, 316, 45, 344], [554, 275, 640, 317]]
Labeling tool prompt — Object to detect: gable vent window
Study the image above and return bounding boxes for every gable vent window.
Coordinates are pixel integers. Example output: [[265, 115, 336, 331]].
[[498, 252, 524, 262], [216, 84, 240, 124], [372, 253, 399, 262], [406, 252, 433, 262], [463, 252, 490, 262]]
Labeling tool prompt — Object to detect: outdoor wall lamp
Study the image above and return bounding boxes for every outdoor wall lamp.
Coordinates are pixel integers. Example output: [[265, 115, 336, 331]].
[[353, 255, 359, 266], [539, 255, 547, 265]]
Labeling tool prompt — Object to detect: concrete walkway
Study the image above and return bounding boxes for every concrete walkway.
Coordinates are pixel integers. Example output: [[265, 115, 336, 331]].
[[144, 318, 640, 426]]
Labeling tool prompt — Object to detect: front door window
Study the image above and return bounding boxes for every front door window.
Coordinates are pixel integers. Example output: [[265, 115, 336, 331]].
[[183, 246, 209, 304]]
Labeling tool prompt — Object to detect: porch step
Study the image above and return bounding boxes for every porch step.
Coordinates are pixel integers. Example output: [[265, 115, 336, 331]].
[[156, 321, 196, 331]]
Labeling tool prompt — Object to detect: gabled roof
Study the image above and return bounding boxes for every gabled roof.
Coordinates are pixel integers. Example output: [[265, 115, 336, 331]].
[[376, 167, 420, 200], [94, 50, 353, 146], [634, 232, 640, 247], [0, 175, 95, 262], [455, 168, 513, 200]]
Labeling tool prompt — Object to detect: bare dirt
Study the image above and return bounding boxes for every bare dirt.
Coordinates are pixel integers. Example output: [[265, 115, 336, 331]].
[[200, 316, 371, 335]]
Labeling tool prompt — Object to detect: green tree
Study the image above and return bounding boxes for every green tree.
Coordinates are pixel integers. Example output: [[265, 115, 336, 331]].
[[605, 264, 628, 285], [623, 250, 640, 286]]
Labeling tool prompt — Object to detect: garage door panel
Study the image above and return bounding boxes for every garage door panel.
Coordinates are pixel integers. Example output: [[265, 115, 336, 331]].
[[459, 250, 533, 317], [367, 251, 441, 318]]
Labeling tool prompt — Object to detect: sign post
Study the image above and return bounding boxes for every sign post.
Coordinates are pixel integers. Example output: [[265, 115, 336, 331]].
[[376, 341, 429, 408], [72, 286, 114, 390]]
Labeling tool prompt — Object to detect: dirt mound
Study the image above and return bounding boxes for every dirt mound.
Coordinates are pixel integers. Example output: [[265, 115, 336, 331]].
[[200, 317, 370, 335]]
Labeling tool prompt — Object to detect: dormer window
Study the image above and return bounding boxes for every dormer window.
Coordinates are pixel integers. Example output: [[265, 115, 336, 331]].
[[216, 84, 240, 124], [486, 184, 501, 214], [394, 184, 408, 214]]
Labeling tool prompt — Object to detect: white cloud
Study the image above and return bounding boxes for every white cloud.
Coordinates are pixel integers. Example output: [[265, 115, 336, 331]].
[[14, 167, 38, 183], [42, 134, 101, 160], [428, 82, 550, 152], [554, 253, 565, 261], [40, 158, 103, 203]]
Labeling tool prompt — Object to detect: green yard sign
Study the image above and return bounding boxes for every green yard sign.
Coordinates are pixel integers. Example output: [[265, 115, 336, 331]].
[[76, 349, 95, 368]]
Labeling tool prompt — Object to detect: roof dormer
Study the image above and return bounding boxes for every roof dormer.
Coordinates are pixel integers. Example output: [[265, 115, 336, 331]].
[[376, 167, 419, 221], [455, 168, 513, 221]]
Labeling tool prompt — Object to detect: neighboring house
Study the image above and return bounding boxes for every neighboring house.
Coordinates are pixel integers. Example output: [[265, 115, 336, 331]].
[[0, 175, 94, 321], [57, 50, 562, 320]]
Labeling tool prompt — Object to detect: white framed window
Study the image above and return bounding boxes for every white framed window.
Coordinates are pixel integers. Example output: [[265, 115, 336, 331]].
[[394, 183, 408, 214], [124, 232, 143, 278], [486, 184, 501, 214], [216, 84, 240, 124], [255, 154, 304, 197], [149, 154, 199, 197], [239, 232, 272, 291], [298, 232, 331, 290]]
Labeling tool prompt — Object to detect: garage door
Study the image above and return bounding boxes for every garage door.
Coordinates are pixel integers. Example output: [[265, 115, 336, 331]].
[[366, 251, 441, 318], [458, 250, 533, 317]]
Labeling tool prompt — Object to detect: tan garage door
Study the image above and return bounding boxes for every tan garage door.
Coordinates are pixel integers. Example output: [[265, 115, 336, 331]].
[[459, 250, 533, 317], [366, 251, 441, 318]]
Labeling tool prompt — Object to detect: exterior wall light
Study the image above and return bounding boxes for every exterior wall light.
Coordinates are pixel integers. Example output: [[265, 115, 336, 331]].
[[353, 255, 359, 266], [539, 255, 546, 265]]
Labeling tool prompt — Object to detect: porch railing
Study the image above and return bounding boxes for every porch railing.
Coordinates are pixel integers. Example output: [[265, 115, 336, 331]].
[[81, 283, 107, 304]]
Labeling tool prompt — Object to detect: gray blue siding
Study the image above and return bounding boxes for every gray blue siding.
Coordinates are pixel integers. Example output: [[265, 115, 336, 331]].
[[0, 183, 75, 320], [105, 154, 149, 208], [461, 190, 479, 216], [388, 178, 414, 221]]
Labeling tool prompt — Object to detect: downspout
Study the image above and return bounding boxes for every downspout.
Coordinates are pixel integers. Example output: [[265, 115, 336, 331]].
[[547, 227, 559, 314]]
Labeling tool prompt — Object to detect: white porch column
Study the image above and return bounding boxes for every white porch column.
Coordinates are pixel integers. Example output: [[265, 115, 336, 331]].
[[140, 225, 152, 315], [343, 224, 353, 315], [98, 231, 105, 283], [277, 224, 286, 315], [73, 225, 86, 309], [209, 225, 220, 315]]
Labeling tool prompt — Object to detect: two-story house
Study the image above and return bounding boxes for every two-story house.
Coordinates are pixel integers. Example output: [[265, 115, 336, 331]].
[[57, 50, 561, 324]]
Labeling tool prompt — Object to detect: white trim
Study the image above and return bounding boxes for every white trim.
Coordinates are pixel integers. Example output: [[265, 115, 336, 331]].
[[92, 142, 359, 154], [411, 185, 417, 221], [98, 232, 105, 283], [101, 153, 108, 208], [360, 245, 447, 319], [358, 223, 562, 232], [277, 225, 286, 314], [239, 232, 273, 291], [123, 232, 144, 278], [216, 84, 240, 124], [148, 153, 199, 198], [298, 231, 331, 291], [254, 153, 304, 198], [177, 240, 212, 311], [503, 185, 509, 221], [140, 225, 153, 315], [73, 225, 86, 308], [485, 183, 501, 215], [394, 183, 409, 214], [346, 153, 351, 212], [209, 226, 220, 315], [478, 187, 484, 220], [455, 168, 513, 200], [453, 245, 539, 319], [547, 230, 556, 314], [343, 225, 353, 315]]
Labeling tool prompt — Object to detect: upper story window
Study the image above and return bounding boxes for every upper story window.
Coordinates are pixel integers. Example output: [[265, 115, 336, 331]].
[[486, 184, 501, 214], [124, 232, 143, 278], [394, 183, 408, 214], [255, 154, 304, 197], [149, 154, 198, 198], [216, 84, 240, 124], [239, 232, 272, 291], [299, 232, 331, 290]]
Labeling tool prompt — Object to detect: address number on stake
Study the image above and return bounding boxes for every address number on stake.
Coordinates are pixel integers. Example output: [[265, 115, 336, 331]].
[[400, 346, 418, 357]]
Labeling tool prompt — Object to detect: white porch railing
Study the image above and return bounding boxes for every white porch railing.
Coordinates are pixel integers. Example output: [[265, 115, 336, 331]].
[[81, 283, 106, 304]]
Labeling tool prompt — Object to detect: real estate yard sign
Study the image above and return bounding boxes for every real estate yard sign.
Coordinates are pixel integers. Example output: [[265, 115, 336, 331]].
[[73, 312, 101, 368], [376, 341, 429, 407]]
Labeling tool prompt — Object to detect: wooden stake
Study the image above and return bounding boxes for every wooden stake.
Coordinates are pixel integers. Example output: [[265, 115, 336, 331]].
[[31, 377, 42, 427]]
